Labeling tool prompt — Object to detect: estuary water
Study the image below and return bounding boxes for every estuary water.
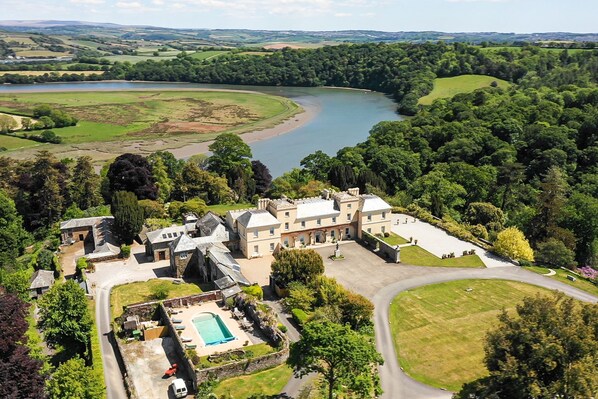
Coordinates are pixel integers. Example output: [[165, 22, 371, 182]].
[[0, 81, 401, 176]]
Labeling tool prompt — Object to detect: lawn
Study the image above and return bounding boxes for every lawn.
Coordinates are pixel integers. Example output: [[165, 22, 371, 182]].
[[110, 279, 204, 319], [0, 90, 301, 149], [213, 364, 293, 398], [382, 232, 409, 246], [524, 266, 598, 297], [418, 75, 511, 105], [390, 279, 551, 392], [400, 245, 485, 268], [206, 202, 254, 216], [197, 342, 276, 369]]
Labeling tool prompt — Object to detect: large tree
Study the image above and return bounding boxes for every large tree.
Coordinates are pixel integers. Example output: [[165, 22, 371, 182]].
[[0, 189, 28, 268], [530, 166, 568, 243], [174, 162, 233, 204], [251, 160, 272, 196], [493, 227, 535, 262], [289, 321, 383, 399], [38, 280, 93, 358], [151, 156, 172, 203], [47, 357, 104, 399], [271, 249, 324, 288], [207, 133, 253, 188], [455, 293, 598, 399], [111, 191, 143, 244], [107, 153, 157, 200], [70, 156, 101, 210]]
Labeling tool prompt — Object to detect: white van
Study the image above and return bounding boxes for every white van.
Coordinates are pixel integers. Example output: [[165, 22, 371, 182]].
[[170, 378, 188, 398]]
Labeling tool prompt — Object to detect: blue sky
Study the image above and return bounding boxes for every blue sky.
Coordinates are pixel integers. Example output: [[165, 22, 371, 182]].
[[2, 0, 597, 33]]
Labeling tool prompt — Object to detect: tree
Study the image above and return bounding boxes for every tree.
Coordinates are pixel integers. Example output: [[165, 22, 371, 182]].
[[151, 156, 172, 203], [328, 163, 356, 191], [493, 227, 534, 262], [111, 191, 143, 244], [465, 202, 505, 232], [138, 199, 166, 219], [0, 114, 18, 133], [535, 238, 577, 269], [0, 293, 28, 357], [70, 156, 101, 210], [0, 189, 28, 268], [208, 133, 252, 184], [289, 321, 383, 399], [174, 162, 233, 204], [411, 170, 466, 218], [38, 280, 93, 357], [341, 291, 374, 331], [251, 160, 272, 196], [300, 150, 332, 181], [455, 293, 598, 399], [285, 282, 316, 312], [530, 166, 568, 242], [271, 249, 324, 288], [107, 153, 157, 200], [47, 357, 104, 399]]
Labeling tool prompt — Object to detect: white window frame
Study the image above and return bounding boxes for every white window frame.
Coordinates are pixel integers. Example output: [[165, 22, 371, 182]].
[[253, 230, 258, 238], [270, 227, 275, 236], [269, 243, 275, 251]]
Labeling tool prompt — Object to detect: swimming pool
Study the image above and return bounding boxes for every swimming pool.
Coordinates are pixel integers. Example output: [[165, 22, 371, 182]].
[[192, 312, 235, 346]]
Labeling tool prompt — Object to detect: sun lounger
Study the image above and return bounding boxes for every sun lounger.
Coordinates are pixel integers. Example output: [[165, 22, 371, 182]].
[[174, 325, 186, 330], [181, 337, 192, 343], [185, 344, 197, 349], [172, 318, 183, 324]]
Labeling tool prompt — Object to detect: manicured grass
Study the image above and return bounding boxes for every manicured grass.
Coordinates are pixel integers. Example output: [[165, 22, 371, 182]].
[[110, 279, 203, 319], [213, 364, 293, 398], [390, 279, 551, 392], [382, 232, 409, 246], [524, 266, 598, 297], [206, 202, 254, 216], [0, 133, 42, 150], [418, 75, 511, 105], [88, 299, 107, 399], [0, 90, 301, 149], [400, 245, 485, 268], [197, 342, 276, 369]]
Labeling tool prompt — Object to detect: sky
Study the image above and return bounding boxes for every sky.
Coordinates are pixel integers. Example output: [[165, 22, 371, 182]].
[[1, 0, 597, 33]]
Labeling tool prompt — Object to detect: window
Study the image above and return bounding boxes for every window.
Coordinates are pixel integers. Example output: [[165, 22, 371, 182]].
[[270, 243, 275, 251], [285, 222, 289, 230], [382, 211, 386, 219], [345, 228, 350, 235], [253, 230, 258, 238], [179, 252, 188, 260], [332, 217, 336, 223], [253, 245, 259, 254], [317, 218, 321, 226], [300, 236, 305, 244], [167, 233, 172, 238], [347, 203, 352, 209], [301, 221, 306, 228], [284, 239, 289, 247], [270, 227, 275, 236], [367, 214, 372, 222], [331, 230, 335, 238], [173, 232, 178, 237], [285, 211, 290, 218], [346, 213, 351, 221], [382, 226, 386, 233], [367, 228, 371, 233]]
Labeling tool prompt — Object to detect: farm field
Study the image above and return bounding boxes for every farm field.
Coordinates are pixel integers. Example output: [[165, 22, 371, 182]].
[[188, 50, 228, 60], [418, 74, 511, 105], [389, 279, 550, 391], [0, 90, 301, 150]]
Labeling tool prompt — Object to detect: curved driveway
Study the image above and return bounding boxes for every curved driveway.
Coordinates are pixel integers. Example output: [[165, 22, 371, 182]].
[[373, 267, 598, 399]]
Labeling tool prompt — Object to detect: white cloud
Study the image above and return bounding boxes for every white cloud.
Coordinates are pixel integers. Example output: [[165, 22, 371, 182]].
[[70, 0, 105, 4], [335, 12, 352, 17], [152, 0, 164, 4], [445, 0, 509, 2], [116, 1, 143, 9]]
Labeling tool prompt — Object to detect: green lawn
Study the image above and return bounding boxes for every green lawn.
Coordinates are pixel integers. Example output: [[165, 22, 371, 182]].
[[213, 364, 293, 398], [0, 90, 301, 150], [524, 266, 598, 297], [418, 75, 511, 105], [390, 279, 551, 391], [206, 202, 254, 216], [188, 50, 228, 60], [110, 279, 204, 319], [400, 245, 485, 268], [197, 342, 276, 369], [382, 232, 409, 246]]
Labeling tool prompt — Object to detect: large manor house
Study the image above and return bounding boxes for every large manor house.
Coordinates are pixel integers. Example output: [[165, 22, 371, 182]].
[[61, 188, 391, 287]]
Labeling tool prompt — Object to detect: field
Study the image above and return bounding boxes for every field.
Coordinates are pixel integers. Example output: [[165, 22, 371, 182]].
[[418, 75, 511, 105], [188, 50, 228, 60], [389, 279, 551, 391], [213, 365, 293, 398], [0, 70, 102, 76], [524, 266, 598, 297], [0, 90, 301, 151], [110, 279, 204, 319], [400, 244, 485, 268]]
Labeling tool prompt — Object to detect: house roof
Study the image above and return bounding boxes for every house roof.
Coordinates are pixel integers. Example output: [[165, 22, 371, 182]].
[[207, 247, 250, 286], [146, 226, 188, 245], [214, 276, 236, 290], [359, 195, 392, 212], [197, 212, 223, 237], [169, 234, 197, 253], [237, 209, 280, 229], [29, 270, 54, 289], [60, 216, 113, 230], [295, 198, 340, 220]]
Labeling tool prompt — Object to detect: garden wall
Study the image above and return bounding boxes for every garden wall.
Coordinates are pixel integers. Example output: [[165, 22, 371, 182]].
[[361, 231, 401, 263]]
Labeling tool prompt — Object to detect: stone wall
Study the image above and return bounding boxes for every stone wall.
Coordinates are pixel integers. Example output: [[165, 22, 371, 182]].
[[115, 338, 139, 399], [361, 231, 401, 263]]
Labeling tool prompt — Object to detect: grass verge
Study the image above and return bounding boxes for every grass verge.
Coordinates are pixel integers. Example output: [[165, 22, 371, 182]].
[[88, 299, 107, 398], [110, 279, 204, 319], [418, 75, 511, 105], [389, 279, 551, 392], [213, 364, 293, 398], [524, 266, 598, 297], [400, 245, 485, 268]]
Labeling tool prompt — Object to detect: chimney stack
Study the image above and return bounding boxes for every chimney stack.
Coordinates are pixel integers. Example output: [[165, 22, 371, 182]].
[[257, 198, 270, 210], [347, 187, 360, 196], [321, 189, 330, 200]]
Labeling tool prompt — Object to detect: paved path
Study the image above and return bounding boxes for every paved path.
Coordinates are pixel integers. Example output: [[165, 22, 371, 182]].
[[391, 213, 514, 268]]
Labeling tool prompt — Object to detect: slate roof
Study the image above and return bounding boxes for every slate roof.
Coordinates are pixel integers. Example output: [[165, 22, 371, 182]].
[[207, 247, 251, 286], [359, 195, 392, 212], [169, 234, 197, 253], [29, 270, 54, 289], [237, 209, 280, 229], [295, 197, 341, 220], [60, 216, 113, 230], [146, 226, 187, 245], [197, 212, 223, 237]]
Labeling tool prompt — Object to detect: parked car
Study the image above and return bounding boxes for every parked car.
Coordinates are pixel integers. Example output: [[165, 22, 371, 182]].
[[170, 378, 187, 398]]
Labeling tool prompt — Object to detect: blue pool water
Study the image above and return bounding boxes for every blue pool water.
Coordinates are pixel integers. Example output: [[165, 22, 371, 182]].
[[192, 312, 235, 346]]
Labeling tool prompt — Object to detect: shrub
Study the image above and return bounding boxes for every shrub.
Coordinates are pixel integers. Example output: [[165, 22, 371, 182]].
[[468, 224, 489, 240], [536, 238, 577, 269], [138, 199, 166, 219], [185, 348, 200, 366], [76, 257, 88, 273], [151, 282, 170, 300], [277, 324, 288, 333], [120, 245, 131, 258], [493, 227, 534, 262], [242, 284, 264, 300], [291, 308, 309, 326], [36, 249, 55, 271], [384, 232, 390, 237]]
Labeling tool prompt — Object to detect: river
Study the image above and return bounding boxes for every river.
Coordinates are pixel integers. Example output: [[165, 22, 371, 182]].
[[0, 81, 401, 176]]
